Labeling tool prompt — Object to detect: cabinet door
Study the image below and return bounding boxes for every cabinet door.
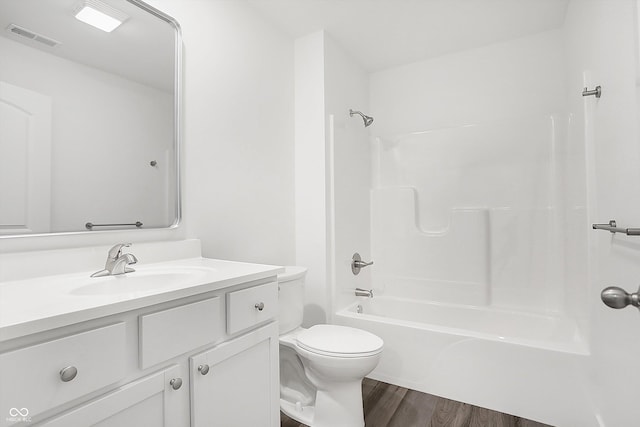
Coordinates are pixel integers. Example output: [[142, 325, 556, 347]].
[[190, 322, 279, 427], [39, 365, 185, 427]]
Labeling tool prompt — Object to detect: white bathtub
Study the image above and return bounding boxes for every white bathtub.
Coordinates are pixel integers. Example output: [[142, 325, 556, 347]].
[[334, 296, 599, 427]]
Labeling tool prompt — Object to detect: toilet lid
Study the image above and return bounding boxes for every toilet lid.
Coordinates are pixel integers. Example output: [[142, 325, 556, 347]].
[[296, 325, 383, 358]]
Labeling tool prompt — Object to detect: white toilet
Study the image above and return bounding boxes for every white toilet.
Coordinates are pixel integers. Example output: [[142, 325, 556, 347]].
[[278, 266, 383, 427]]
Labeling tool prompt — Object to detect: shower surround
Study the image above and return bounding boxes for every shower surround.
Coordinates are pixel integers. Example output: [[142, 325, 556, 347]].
[[292, 1, 640, 425], [322, 3, 624, 425], [334, 112, 591, 427]]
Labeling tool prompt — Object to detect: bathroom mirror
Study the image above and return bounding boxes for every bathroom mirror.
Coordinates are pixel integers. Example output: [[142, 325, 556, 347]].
[[0, 0, 181, 236]]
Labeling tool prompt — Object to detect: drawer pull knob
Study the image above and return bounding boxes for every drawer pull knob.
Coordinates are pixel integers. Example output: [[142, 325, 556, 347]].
[[59, 366, 78, 382], [254, 302, 265, 311], [169, 378, 182, 390], [198, 364, 210, 375]]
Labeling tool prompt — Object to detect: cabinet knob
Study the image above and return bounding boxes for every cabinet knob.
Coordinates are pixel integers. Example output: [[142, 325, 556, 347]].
[[198, 364, 210, 375], [59, 366, 78, 382], [169, 378, 182, 390], [254, 302, 265, 311]]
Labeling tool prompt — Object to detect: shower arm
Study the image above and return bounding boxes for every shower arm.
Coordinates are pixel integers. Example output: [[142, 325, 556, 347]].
[[349, 109, 374, 127]]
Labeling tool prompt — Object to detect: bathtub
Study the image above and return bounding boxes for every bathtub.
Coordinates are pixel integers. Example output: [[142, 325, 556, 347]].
[[334, 296, 599, 427]]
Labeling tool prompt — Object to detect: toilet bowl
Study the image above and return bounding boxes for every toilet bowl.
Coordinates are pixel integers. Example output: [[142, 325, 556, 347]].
[[278, 267, 383, 427]]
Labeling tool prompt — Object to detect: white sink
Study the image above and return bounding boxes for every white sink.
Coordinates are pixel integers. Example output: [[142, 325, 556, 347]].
[[69, 266, 213, 296]]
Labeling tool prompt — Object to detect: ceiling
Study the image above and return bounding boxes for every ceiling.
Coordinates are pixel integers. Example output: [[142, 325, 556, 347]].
[[0, 0, 569, 88], [247, 0, 570, 72], [0, 0, 175, 91]]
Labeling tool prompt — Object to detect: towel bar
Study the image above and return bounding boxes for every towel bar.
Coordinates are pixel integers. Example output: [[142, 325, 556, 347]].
[[592, 220, 640, 236]]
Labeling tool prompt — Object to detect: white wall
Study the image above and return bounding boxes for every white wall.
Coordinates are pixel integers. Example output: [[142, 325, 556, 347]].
[[323, 34, 371, 315], [294, 31, 328, 325], [152, 0, 295, 266], [0, 36, 173, 232], [294, 31, 371, 324], [563, 1, 640, 425], [370, 30, 567, 135]]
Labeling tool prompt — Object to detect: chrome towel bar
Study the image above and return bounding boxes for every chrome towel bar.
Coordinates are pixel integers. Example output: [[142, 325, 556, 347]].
[[86, 221, 143, 230], [592, 220, 640, 236]]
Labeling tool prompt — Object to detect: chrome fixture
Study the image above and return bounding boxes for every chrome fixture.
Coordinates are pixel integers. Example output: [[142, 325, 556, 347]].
[[59, 366, 78, 382], [356, 304, 363, 314], [582, 85, 602, 98], [254, 302, 265, 311], [351, 253, 373, 275], [91, 243, 138, 277], [355, 288, 374, 298], [349, 109, 374, 127], [198, 364, 210, 376], [169, 378, 183, 390], [592, 219, 640, 236], [86, 221, 143, 230], [601, 286, 640, 309]]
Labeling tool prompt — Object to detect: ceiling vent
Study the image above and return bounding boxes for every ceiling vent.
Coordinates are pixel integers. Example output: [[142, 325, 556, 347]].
[[6, 24, 61, 47]]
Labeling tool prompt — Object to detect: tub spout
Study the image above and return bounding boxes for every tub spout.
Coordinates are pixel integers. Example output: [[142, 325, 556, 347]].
[[355, 288, 373, 298]]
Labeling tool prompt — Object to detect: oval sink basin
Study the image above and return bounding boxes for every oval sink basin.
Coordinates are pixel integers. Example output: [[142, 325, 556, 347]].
[[69, 267, 212, 296]]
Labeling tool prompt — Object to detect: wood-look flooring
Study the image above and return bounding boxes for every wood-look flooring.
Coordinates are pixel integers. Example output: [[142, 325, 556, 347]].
[[281, 378, 553, 427]]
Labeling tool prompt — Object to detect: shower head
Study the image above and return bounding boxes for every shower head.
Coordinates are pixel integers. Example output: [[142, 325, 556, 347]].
[[349, 109, 374, 127]]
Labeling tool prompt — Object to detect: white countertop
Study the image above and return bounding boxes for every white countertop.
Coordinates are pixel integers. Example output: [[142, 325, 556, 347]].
[[0, 257, 282, 342]]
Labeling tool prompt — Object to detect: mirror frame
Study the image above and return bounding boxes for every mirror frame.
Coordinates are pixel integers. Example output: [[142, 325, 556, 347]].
[[0, 0, 182, 239]]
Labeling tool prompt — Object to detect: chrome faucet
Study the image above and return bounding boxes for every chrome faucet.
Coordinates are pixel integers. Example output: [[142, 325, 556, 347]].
[[91, 243, 138, 277], [355, 288, 374, 298]]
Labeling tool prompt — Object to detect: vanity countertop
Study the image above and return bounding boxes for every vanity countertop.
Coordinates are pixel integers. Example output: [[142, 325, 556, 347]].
[[0, 257, 282, 342]]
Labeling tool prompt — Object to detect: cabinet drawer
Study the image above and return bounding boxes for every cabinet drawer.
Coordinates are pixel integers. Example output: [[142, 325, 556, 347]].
[[0, 323, 126, 426], [226, 281, 278, 334], [39, 364, 182, 427], [139, 296, 223, 369]]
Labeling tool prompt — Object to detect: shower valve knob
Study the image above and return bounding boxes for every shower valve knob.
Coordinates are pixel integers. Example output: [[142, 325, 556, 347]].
[[601, 286, 640, 309], [351, 253, 373, 275]]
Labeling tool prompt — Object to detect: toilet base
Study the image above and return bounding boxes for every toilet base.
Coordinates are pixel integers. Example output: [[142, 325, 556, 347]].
[[280, 398, 314, 426], [281, 380, 365, 427], [311, 380, 365, 427]]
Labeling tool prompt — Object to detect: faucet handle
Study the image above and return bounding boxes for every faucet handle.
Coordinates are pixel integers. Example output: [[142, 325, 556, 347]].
[[108, 243, 132, 259], [351, 253, 373, 275]]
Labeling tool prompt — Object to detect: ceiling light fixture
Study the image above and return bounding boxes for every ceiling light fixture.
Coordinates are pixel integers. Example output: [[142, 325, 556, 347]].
[[73, 0, 128, 33]]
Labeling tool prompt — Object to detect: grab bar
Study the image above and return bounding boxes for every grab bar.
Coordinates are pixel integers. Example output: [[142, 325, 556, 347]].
[[592, 220, 640, 236], [86, 221, 143, 230]]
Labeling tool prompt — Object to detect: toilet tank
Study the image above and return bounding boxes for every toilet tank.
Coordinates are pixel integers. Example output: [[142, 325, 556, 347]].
[[278, 266, 307, 335]]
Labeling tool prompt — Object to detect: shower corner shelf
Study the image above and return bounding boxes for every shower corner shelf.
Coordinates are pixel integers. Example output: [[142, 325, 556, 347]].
[[592, 219, 640, 236]]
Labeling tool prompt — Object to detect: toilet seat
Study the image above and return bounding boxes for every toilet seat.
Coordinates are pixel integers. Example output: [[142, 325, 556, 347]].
[[296, 324, 384, 358]]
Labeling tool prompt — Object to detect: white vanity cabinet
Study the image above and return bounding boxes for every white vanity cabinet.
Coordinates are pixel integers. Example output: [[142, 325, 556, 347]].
[[191, 281, 280, 427], [0, 275, 280, 427], [37, 364, 183, 427]]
